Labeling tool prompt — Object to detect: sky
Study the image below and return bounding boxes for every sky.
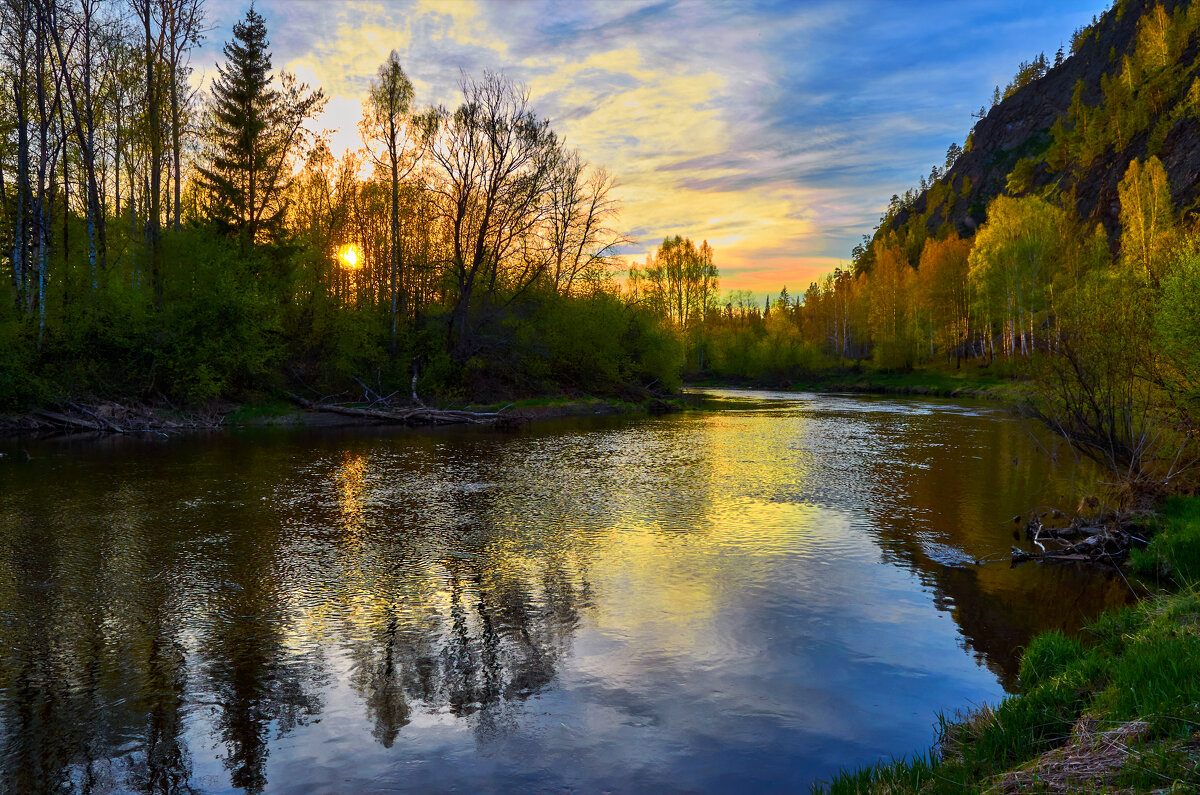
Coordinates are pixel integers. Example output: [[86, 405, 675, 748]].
[[196, 0, 1109, 295]]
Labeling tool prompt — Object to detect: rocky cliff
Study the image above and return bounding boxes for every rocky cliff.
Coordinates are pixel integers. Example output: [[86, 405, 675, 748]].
[[875, 0, 1200, 262]]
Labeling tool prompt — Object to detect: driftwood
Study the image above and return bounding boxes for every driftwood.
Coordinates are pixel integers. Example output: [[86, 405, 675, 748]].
[[69, 401, 125, 432], [26, 402, 218, 435], [1011, 532, 1129, 564], [1010, 502, 1132, 565], [33, 409, 103, 432], [289, 395, 523, 427]]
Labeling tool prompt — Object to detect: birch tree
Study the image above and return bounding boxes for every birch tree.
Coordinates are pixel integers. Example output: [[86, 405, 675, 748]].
[[360, 50, 417, 348]]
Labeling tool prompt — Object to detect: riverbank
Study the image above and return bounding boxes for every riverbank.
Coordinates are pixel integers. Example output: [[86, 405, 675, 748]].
[[817, 496, 1200, 794], [688, 363, 1026, 402], [0, 393, 684, 437]]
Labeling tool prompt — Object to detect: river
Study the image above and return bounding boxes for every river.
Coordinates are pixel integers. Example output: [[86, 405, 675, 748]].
[[0, 389, 1134, 793]]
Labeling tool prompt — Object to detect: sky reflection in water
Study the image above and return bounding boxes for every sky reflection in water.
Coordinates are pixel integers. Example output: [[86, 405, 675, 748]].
[[0, 390, 1134, 792]]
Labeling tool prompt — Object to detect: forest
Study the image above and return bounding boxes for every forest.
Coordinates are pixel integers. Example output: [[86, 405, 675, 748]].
[[0, 1, 692, 411]]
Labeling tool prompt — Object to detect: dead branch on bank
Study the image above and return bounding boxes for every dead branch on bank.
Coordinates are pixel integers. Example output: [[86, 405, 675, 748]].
[[26, 402, 221, 435], [1009, 502, 1136, 566], [288, 395, 525, 427]]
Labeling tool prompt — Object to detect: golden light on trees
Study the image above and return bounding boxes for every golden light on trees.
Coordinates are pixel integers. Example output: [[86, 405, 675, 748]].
[[337, 243, 364, 270]]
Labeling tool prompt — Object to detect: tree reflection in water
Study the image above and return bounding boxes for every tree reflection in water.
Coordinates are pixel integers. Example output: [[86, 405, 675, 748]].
[[0, 400, 1136, 793]]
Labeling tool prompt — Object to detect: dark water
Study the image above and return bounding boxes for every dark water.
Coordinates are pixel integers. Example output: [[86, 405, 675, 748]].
[[0, 389, 1134, 793]]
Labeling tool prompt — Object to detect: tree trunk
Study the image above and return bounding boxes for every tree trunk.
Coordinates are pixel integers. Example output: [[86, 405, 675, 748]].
[[170, 57, 181, 231], [13, 76, 29, 314], [390, 153, 399, 351], [143, 2, 164, 308]]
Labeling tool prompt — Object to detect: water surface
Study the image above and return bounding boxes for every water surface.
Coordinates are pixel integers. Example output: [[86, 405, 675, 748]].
[[0, 389, 1134, 792]]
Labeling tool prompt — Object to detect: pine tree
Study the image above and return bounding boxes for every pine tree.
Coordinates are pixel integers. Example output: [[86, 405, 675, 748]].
[[199, 5, 323, 245], [944, 142, 963, 171]]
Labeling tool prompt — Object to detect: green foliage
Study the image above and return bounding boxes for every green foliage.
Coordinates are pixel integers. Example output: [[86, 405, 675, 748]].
[[1131, 497, 1200, 587], [531, 293, 625, 390], [404, 293, 684, 403], [1119, 156, 1176, 282], [1153, 239, 1200, 417], [156, 230, 285, 403], [1003, 53, 1050, 100], [1005, 157, 1038, 195], [619, 306, 685, 391], [0, 315, 42, 410]]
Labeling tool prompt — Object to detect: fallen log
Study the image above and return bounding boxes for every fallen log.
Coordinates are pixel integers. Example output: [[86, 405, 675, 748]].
[[289, 395, 511, 426], [31, 404, 221, 435], [33, 409, 102, 432], [69, 401, 125, 433]]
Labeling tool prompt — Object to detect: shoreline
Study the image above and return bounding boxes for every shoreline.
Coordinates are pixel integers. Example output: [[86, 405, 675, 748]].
[[0, 394, 684, 439], [818, 496, 1200, 794], [685, 369, 1025, 403]]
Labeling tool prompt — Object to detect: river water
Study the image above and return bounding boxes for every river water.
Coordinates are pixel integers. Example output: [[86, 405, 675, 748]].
[[0, 389, 1134, 793]]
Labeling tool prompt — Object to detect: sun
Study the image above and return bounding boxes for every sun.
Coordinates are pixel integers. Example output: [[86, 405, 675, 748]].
[[337, 243, 364, 270]]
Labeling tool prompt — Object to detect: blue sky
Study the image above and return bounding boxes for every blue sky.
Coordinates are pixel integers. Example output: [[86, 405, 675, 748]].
[[198, 0, 1109, 292]]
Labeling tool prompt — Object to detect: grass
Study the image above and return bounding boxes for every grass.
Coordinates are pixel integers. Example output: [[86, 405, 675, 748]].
[[1130, 497, 1200, 589], [222, 399, 297, 424], [815, 496, 1200, 794]]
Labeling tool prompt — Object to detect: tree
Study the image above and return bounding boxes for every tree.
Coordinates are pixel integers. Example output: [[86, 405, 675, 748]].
[[424, 70, 560, 354], [969, 195, 1064, 357], [544, 152, 626, 297], [47, 0, 109, 285], [198, 6, 324, 246], [944, 142, 963, 172], [360, 50, 417, 350], [868, 239, 915, 368], [919, 236, 972, 365], [132, 0, 167, 305], [641, 235, 718, 334], [1118, 155, 1175, 284], [160, 0, 206, 233]]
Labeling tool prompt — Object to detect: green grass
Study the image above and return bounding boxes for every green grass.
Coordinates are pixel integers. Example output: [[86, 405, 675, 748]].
[[1131, 497, 1200, 589], [816, 496, 1200, 794], [460, 395, 610, 412], [223, 400, 297, 424]]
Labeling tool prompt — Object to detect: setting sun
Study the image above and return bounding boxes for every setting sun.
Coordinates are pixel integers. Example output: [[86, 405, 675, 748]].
[[336, 243, 363, 270]]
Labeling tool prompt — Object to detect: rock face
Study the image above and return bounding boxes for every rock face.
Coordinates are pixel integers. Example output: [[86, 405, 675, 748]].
[[888, 0, 1198, 245]]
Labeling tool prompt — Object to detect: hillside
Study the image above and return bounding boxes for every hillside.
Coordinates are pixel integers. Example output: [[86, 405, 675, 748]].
[[867, 0, 1200, 267]]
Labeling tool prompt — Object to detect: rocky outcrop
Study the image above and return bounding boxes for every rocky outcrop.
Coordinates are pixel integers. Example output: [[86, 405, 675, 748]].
[[889, 0, 1198, 244]]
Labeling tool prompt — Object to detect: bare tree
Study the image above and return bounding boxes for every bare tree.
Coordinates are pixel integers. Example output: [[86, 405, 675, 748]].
[[159, 0, 204, 232], [545, 151, 626, 296], [424, 71, 560, 354], [130, 0, 166, 306], [3, 0, 33, 313], [47, 0, 110, 286]]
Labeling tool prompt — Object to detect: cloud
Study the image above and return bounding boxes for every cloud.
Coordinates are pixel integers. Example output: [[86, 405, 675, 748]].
[[198, 0, 1109, 297]]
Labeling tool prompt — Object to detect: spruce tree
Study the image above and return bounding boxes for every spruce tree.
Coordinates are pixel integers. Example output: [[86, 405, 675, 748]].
[[199, 5, 322, 245]]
